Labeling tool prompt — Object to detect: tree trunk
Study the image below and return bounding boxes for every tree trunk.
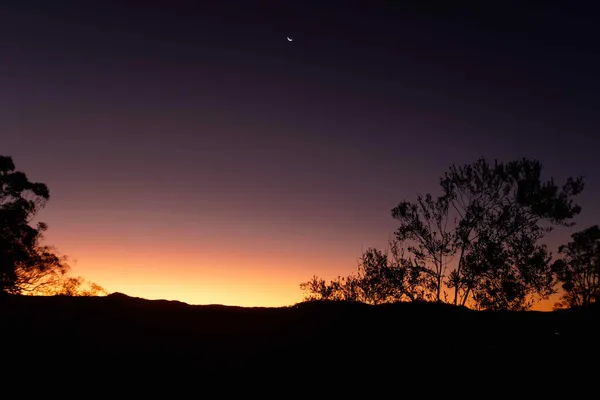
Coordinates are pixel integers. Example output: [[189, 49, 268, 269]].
[[437, 254, 442, 302], [454, 246, 466, 305]]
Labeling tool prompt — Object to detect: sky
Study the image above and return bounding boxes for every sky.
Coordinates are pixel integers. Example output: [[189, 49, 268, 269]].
[[1, 1, 599, 309]]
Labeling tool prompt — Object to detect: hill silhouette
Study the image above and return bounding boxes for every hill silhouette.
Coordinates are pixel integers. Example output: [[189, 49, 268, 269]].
[[2, 293, 598, 370]]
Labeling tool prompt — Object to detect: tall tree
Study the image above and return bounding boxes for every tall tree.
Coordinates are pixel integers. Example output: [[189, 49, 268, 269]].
[[391, 157, 583, 310], [442, 158, 583, 309], [0, 155, 68, 295], [552, 225, 600, 309]]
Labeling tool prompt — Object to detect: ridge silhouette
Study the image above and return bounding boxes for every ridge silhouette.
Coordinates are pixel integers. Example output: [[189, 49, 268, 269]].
[[2, 293, 598, 369]]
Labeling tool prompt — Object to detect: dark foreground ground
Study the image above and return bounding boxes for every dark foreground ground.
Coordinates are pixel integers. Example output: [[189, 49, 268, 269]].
[[2, 293, 599, 372]]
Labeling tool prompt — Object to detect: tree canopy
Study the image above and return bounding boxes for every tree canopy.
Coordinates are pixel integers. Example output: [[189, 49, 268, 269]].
[[300, 240, 432, 304], [0, 155, 105, 296], [301, 157, 585, 311], [552, 225, 600, 309]]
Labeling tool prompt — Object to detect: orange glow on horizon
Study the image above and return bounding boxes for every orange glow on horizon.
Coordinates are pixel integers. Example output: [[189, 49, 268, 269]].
[[58, 246, 559, 311], [48, 237, 356, 308], [40, 203, 564, 311]]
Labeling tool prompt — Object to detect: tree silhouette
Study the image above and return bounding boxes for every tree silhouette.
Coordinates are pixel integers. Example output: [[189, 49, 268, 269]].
[[50, 276, 107, 296], [0, 155, 62, 294], [11, 229, 70, 294], [300, 274, 362, 302], [300, 239, 432, 304], [438, 158, 583, 310], [0, 155, 105, 296], [302, 157, 584, 311], [391, 193, 454, 302], [552, 225, 600, 309]]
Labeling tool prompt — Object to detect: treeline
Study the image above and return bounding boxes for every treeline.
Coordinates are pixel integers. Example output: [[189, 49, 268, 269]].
[[3, 153, 598, 309], [301, 158, 600, 311], [0, 155, 106, 297]]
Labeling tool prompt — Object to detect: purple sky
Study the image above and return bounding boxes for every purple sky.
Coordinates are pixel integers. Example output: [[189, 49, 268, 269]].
[[1, 1, 599, 307]]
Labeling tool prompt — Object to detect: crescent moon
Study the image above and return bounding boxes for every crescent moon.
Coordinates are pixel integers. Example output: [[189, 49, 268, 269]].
[[287, 37, 293, 42]]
